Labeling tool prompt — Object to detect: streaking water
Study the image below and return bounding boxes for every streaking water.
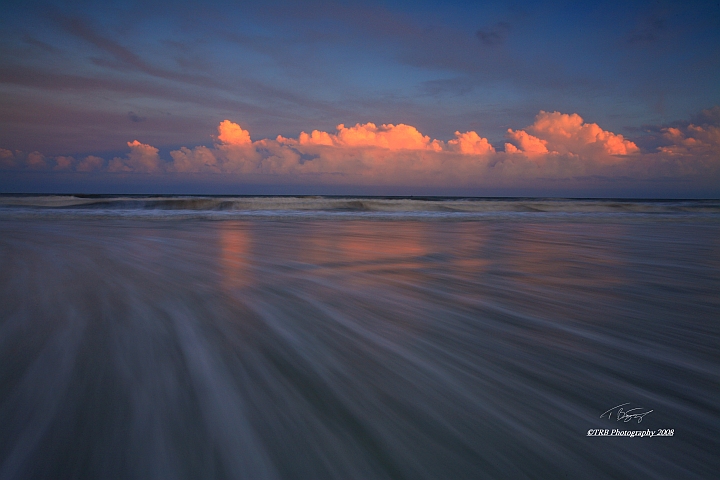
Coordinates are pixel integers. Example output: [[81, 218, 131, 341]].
[[0, 197, 718, 479]]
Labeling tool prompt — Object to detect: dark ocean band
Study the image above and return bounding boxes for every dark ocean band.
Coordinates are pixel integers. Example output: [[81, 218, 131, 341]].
[[1, 196, 719, 219]]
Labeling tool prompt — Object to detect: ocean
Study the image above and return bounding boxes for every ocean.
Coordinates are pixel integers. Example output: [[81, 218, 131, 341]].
[[0, 195, 718, 479]]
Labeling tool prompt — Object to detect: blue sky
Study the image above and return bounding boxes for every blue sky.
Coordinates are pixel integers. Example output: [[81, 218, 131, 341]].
[[1, 0, 719, 195]]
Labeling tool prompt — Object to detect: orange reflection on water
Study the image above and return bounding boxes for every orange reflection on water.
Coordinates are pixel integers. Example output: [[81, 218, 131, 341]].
[[302, 222, 429, 271], [218, 222, 253, 291], [448, 224, 490, 276]]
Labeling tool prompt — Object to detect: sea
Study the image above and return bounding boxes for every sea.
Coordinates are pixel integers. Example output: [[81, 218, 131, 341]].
[[0, 195, 718, 479]]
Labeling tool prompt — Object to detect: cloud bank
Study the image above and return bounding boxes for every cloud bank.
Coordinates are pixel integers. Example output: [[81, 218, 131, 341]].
[[2, 109, 719, 189]]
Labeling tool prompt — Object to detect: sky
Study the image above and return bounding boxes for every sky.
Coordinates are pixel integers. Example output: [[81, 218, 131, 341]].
[[1, 0, 719, 196]]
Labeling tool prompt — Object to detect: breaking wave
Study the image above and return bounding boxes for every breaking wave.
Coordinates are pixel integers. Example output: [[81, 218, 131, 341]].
[[1, 195, 719, 220]]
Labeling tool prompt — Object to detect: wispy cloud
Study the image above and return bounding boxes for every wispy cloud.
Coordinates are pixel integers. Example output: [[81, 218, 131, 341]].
[[22, 34, 60, 53], [128, 111, 146, 123], [2, 1, 719, 182], [41, 15, 345, 116], [476, 22, 511, 47], [57, 15, 222, 89]]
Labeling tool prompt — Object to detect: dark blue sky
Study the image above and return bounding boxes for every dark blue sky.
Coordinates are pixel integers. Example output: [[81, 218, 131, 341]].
[[1, 0, 719, 195]]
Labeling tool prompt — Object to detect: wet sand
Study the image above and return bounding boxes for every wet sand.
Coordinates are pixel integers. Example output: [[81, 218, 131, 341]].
[[1, 216, 718, 479]]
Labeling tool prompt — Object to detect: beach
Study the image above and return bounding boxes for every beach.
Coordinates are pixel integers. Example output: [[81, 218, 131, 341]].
[[0, 197, 718, 479]]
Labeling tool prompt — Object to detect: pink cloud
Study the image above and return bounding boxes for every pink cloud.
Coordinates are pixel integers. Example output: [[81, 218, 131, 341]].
[[76, 155, 105, 172], [508, 111, 639, 158], [294, 122, 445, 151], [27, 151, 50, 170], [292, 130, 333, 146], [54, 156, 75, 171], [504, 130, 549, 155], [448, 131, 495, 155], [169, 146, 220, 173], [160, 121, 264, 174], [1, 110, 718, 188], [0, 148, 16, 169], [659, 125, 720, 156], [108, 140, 162, 173]]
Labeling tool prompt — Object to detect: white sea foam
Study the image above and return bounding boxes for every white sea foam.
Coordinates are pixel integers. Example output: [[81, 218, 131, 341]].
[[1, 195, 719, 220]]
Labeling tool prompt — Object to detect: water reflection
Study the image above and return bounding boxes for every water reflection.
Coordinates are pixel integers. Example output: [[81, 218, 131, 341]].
[[298, 222, 428, 269], [0, 218, 718, 479], [219, 222, 254, 291]]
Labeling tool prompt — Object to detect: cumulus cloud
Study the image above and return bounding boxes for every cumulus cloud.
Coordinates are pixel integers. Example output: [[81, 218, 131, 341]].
[[0, 148, 16, 169], [634, 106, 720, 160], [217, 119, 252, 146], [77, 155, 105, 172], [287, 122, 445, 151], [108, 140, 163, 173], [169, 145, 220, 173], [54, 156, 75, 170], [26, 151, 50, 170], [1, 109, 718, 188], [506, 111, 639, 158], [155, 116, 704, 184], [448, 131, 495, 155], [504, 130, 548, 155], [168, 120, 495, 178], [659, 125, 720, 156]]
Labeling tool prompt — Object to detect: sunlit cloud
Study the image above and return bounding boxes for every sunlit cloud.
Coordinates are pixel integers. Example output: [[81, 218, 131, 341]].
[[217, 120, 252, 146], [504, 130, 548, 155], [659, 125, 720, 156], [1, 110, 718, 188], [108, 140, 162, 173], [284, 122, 445, 151], [448, 131, 496, 155], [507, 111, 639, 158], [76, 155, 105, 172], [169, 146, 221, 173]]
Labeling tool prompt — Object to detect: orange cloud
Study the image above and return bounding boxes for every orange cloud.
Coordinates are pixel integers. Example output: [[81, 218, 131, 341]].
[[170, 120, 492, 177], [295, 122, 445, 151], [659, 125, 720, 156], [108, 140, 162, 173], [505, 130, 549, 155], [448, 131, 495, 155], [508, 111, 639, 158], [159, 121, 264, 174], [294, 130, 334, 146], [2, 111, 718, 187], [217, 120, 252, 146]]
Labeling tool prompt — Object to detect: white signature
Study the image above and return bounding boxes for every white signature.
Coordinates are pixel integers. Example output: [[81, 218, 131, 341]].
[[600, 403, 653, 423]]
